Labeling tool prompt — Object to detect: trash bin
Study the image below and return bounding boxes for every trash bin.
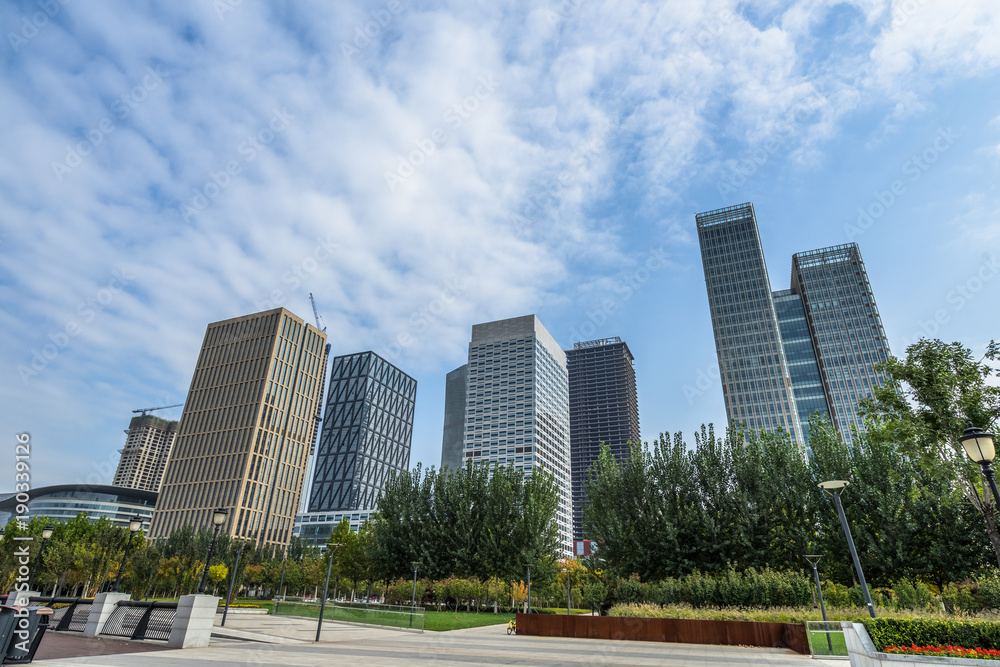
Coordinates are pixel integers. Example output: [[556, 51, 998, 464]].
[[1, 605, 53, 664]]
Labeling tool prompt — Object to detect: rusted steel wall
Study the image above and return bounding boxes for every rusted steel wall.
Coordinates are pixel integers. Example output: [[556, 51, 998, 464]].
[[515, 614, 810, 655]]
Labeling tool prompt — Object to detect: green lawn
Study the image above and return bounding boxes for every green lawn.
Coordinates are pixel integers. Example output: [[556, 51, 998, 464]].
[[423, 610, 513, 632], [807, 629, 849, 656]]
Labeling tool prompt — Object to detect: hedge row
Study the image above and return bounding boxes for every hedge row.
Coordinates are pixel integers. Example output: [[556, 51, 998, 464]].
[[611, 569, 812, 609], [865, 618, 1000, 652]]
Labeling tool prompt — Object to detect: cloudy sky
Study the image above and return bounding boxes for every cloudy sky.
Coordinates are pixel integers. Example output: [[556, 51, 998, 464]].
[[2, 0, 999, 491]]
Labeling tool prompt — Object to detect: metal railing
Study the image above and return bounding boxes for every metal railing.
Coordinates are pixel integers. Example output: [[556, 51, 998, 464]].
[[275, 598, 425, 632], [28, 597, 94, 633], [99, 601, 177, 641]]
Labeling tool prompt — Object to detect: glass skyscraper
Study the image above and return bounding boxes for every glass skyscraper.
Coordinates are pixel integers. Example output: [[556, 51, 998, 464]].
[[462, 315, 573, 555], [566, 337, 640, 541], [696, 203, 890, 445], [307, 351, 416, 512]]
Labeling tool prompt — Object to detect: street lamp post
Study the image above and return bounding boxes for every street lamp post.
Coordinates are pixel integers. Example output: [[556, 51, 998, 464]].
[[819, 481, 876, 618], [409, 561, 419, 628], [316, 543, 342, 642], [525, 563, 532, 614], [274, 558, 287, 615], [804, 555, 832, 652], [221, 541, 245, 627], [113, 516, 143, 592], [197, 508, 229, 594], [960, 426, 1000, 505], [27, 525, 54, 591]]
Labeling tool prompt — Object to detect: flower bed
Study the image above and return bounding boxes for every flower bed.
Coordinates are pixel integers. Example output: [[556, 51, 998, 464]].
[[885, 644, 1000, 660]]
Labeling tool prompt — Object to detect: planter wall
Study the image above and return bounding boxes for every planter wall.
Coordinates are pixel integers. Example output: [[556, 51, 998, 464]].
[[515, 613, 809, 654]]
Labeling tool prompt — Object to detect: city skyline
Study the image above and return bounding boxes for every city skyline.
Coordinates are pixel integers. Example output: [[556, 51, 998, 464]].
[[2, 2, 999, 489]]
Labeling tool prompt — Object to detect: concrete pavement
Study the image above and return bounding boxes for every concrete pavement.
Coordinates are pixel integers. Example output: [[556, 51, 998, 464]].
[[33, 614, 849, 666]]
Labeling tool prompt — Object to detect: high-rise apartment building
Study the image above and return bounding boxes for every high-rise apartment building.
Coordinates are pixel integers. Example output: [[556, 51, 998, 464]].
[[149, 308, 329, 550], [696, 203, 890, 444], [113, 414, 180, 492], [440, 364, 468, 471], [307, 351, 416, 513], [566, 337, 640, 541], [462, 315, 573, 555]]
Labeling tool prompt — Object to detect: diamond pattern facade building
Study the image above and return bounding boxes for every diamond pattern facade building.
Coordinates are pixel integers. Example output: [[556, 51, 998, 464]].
[[307, 351, 416, 513], [462, 315, 573, 556], [113, 414, 180, 492], [566, 337, 640, 541], [149, 308, 329, 550], [696, 202, 890, 445]]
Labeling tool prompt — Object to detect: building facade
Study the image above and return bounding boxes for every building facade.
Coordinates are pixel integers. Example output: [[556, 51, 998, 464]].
[[696, 203, 804, 443], [149, 308, 329, 550], [307, 351, 416, 513], [0, 484, 157, 531], [112, 414, 180, 492], [463, 315, 573, 555], [696, 203, 890, 445], [566, 337, 640, 541], [292, 509, 374, 550], [439, 364, 468, 471]]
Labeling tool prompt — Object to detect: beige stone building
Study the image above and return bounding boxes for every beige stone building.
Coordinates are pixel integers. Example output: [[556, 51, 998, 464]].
[[149, 308, 329, 550], [113, 414, 180, 492]]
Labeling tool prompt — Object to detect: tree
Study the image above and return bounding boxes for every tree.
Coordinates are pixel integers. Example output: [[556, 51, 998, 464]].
[[860, 339, 1000, 567]]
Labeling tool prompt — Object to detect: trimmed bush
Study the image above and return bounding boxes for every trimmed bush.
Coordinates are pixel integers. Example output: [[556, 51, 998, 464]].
[[864, 618, 1000, 651], [608, 569, 811, 609]]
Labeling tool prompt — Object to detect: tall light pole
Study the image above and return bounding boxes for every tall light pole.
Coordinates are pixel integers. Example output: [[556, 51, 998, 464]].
[[197, 508, 228, 594], [525, 563, 532, 614], [960, 426, 1000, 505], [221, 541, 246, 626], [113, 516, 143, 592], [818, 481, 875, 618], [27, 525, 54, 591], [274, 557, 287, 615], [804, 555, 832, 652], [316, 543, 342, 642], [409, 561, 419, 629]]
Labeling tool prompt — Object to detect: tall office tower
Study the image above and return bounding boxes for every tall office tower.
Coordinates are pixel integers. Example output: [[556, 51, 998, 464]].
[[463, 315, 573, 555], [696, 203, 890, 444], [696, 203, 805, 443], [113, 414, 180, 492], [440, 364, 468, 470], [791, 244, 890, 438], [149, 308, 329, 550], [307, 351, 416, 512], [566, 337, 640, 542]]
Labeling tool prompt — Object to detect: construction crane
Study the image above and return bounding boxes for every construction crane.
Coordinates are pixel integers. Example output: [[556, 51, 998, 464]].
[[309, 292, 327, 332], [132, 403, 184, 416]]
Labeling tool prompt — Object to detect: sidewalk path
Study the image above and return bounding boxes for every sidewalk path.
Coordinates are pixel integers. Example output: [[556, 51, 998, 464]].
[[33, 615, 849, 666]]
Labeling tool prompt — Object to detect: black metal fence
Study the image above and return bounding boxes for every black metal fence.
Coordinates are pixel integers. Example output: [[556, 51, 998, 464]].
[[99, 601, 177, 641], [28, 597, 94, 633]]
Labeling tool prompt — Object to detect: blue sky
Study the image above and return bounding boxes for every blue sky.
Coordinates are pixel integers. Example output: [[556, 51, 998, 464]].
[[1, 0, 998, 490]]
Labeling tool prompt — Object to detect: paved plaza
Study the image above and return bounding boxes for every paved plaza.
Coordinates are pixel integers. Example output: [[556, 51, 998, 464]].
[[32, 615, 849, 666]]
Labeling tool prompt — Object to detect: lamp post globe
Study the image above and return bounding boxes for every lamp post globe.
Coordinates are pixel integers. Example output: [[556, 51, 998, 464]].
[[27, 524, 55, 590], [113, 515, 144, 592], [960, 427, 1000, 506]]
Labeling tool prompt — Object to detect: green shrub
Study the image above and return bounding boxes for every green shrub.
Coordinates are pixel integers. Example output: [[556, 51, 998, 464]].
[[981, 576, 1000, 612], [892, 580, 933, 611], [864, 617, 1000, 651], [821, 580, 851, 608]]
